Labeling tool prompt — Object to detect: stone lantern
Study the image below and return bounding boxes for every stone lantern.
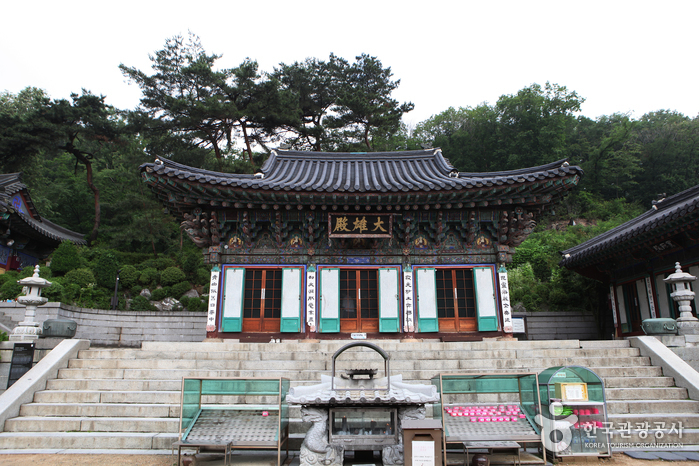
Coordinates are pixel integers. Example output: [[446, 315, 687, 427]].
[[664, 262, 698, 334], [9, 265, 52, 341]]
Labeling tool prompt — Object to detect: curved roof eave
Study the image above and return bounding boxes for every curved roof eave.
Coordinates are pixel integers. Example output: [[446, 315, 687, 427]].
[[141, 151, 583, 195]]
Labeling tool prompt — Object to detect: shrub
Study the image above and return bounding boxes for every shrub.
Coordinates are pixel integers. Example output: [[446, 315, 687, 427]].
[[78, 286, 110, 309], [95, 251, 120, 289], [549, 288, 570, 306], [181, 249, 202, 278], [180, 296, 206, 312], [0, 271, 19, 289], [119, 265, 139, 290], [196, 268, 211, 286], [151, 287, 170, 301], [62, 283, 81, 303], [130, 295, 157, 312], [42, 279, 65, 303], [161, 267, 186, 286], [140, 257, 176, 271], [139, 267, 159, 287], [0, 279, 23, 301], [50, 241, 81, 275], [65, 268, 96, 289], [171, 281, 192, 299]]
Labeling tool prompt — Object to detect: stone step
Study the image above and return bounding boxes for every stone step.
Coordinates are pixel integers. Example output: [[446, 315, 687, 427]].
[[593, 366, 663, 377], [608, 413, 699, 429], [54, 369, 665, 390], [19, 403, 176, 418], [73, 347, 641, 361], [605, 387, 688, 400], [33, 390, 181, 404], [580, 340, 631, 348], [60, 356, 653, 374], [602, 376, 675, 388], [4, 416, 178, 433], [608, 400, 699, 415], [4, 338, 694, 454], [46, 379, 182, 391], [138, 339, 585, 353], [0, 432, 177, 450]]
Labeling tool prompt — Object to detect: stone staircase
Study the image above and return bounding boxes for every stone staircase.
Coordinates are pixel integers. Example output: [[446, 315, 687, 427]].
[[0, 338, 697, 451]]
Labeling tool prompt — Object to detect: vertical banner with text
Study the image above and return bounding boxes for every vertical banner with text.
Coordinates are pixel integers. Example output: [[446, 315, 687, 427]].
[[403, 268, 414, 332], [206, 270, 221, 332], [610, 285, 619, 331], [306, 268, 317, 332], [645, 276, 657, 319], [498, 269, 513, 334]]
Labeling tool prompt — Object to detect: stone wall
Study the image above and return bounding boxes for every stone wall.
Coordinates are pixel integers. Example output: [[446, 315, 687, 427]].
[[0, 302, 207, 347], [0, 304, 602, 347], [513, 311, 601, 340]]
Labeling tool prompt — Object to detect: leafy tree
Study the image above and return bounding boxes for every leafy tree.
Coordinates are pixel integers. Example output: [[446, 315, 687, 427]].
[[495, 82, 584, 168], [327, 54, 414, 151], [0, 87, 53, 174], [415, 105, 500, 171], [121, 34, 297, 165], [273, 55, 343, 151], [631, 111, 699, 206], [42, 91, 121, 243], [120, 34, 237, 164], [414, 83, 582, 172]]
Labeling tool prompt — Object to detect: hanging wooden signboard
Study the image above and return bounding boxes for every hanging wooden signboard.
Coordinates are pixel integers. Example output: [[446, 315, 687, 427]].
[[328, 213, 392, 238]]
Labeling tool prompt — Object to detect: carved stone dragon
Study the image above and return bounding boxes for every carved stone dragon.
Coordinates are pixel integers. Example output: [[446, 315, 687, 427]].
[[300, 407, 344, 466]]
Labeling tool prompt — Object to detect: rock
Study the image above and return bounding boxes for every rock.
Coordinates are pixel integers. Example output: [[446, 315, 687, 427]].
[[140, 288, 152, 299], [183, 289, 199, 298], [153, 297, 181, 312]]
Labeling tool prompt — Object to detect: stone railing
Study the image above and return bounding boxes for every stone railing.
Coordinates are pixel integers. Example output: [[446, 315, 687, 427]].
[[0, 302, 206, 347]]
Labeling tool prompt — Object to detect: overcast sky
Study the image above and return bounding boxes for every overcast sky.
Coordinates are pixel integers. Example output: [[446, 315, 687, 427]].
[[2, 0, 697, 128]]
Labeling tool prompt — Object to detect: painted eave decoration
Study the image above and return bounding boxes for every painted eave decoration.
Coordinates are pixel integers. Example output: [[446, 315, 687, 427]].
[[0, 173, 86, 246]]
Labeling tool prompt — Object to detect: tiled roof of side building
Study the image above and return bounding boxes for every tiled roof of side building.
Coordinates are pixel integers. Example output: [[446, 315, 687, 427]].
[[560, 184, 699, 268], [0, 172, 86, 245], [141, 149, 583, 193]]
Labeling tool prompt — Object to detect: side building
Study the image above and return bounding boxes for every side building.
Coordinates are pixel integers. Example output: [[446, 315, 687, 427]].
[[0, 173, 86, 271], [561, 185, 699, 337], [141, 149, 582, 341]]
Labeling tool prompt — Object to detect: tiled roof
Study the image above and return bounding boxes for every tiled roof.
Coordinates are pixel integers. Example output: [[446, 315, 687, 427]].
[[560, 184, 699, 268], [0, 173, 86, 245], [141, 149, 582, 194]]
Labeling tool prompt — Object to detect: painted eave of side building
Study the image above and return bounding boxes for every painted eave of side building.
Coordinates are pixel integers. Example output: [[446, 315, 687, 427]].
[[0, 173, 87, 250], [560, 184, 699, 272]]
